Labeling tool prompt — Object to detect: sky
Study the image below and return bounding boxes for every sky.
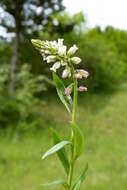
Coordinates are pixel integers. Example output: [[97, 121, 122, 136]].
[[0, 0, 127, 38], [64, 0, 127, 30]]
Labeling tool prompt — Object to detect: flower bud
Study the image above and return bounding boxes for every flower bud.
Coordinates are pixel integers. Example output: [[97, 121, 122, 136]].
[[78, 86, 87, 92], [67, 45, 78, 56], [76, 69, 89, 78], [31, 39, 44, 49], [46, 55, 56, 63], [75, 73, 82, 79], [62, 67, 71, 78], [58, 38, 64, 46], [71, 57, 81, 64], [50, 62, 61, 72], [64, 85, 72, 96], [45, 50, 51, 54]]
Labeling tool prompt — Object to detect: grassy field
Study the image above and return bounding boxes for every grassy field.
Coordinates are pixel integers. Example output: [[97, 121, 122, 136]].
[[0, 89, 127, 190]]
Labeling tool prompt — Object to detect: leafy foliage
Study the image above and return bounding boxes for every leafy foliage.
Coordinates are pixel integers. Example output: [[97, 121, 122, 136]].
[[42, 179, 68, 188], [71, 123, 84, 159], [53, 73, 72, 113], [0, 0, 65, 39], [72, 163, 88, 190], [51, 128, 69, 175], [0, 63, 52, 128], [42, 140, 71, 159]]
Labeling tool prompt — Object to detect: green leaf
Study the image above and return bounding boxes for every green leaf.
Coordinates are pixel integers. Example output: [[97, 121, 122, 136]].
[[41, 179, 67, 186], [53, 73, 72, 113], [51, 128, 69, 175], [42, 141, 71, 159], [72, 163, 88, 190], [71, 123, 84, 159]]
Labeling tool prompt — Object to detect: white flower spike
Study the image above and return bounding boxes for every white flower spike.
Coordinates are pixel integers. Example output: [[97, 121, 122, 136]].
[[31, 38, 90, 189]]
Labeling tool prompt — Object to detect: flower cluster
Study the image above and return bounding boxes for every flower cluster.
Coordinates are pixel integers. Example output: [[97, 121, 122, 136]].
[[31, 38, 89, 94]]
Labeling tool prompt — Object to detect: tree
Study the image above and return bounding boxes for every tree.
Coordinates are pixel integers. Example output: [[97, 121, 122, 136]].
[[0, 0, 64, 96]]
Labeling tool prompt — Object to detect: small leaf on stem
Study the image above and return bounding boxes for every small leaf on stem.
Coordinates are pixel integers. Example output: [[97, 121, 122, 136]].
[[51, 128, 69, 175], [71, 123, 85, 159], [42, 140, 71, 159], [41, 179, 69, 189], [72, 163, 88, 190], [53, 73, 72, 113]]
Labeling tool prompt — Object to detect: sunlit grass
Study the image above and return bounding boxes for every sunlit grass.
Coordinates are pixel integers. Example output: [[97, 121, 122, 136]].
[[0, 89, 127, 190]]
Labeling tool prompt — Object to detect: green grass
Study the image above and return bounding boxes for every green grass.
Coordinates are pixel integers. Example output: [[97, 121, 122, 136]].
[[0, 89, 127, 190]]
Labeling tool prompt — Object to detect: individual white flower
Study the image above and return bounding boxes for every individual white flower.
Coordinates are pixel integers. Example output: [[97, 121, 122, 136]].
[[62, 67, 71, 78], [50, 62, 61, 72], [58, 38, 64, 46], [46, 55, 56, 63], [67, 45, 78, 56], [75, 69, 89, 78], [50, 41, 58, 49], [78, 86, 87, 92], [58, 45, 67, 56], [71, 57, 81, 64]]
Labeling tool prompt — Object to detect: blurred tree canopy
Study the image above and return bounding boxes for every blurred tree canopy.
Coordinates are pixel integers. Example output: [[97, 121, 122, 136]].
[[0, 0, 64, 95], [0, 0, 65, 39]]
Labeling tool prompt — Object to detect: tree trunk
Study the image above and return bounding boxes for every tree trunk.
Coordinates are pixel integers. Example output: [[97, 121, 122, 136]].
[[9, 32, 19, 96]]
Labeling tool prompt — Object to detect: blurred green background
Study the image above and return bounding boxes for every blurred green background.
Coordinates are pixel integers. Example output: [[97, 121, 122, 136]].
[[0, 0, 127, 190]]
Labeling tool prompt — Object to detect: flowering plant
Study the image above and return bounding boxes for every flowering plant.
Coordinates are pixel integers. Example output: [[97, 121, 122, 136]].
[[31, 38, 89, 190]]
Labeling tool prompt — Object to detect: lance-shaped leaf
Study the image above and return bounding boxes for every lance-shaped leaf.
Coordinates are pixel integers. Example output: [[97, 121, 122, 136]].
[[51, 128, 69, 175], [71, 123, 84, 159], [41, 179, 69, 189], [72, 163, 88, 190], [53, 73, 72, 113], [42, 141, 71, 160]]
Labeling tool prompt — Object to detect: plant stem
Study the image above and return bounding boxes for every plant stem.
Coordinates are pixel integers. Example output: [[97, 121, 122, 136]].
[[68, 75, 78, 189], [72, 77, 78, 123]]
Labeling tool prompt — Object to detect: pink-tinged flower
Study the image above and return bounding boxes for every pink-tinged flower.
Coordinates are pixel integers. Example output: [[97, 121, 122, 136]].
[[76, 69, 89, 78], [78, 86, 87, 92], [75, 73, 82, 79], [71, 57, 81, 64], [64, 85, 72, 96], [62, 67, 71, 78], [67, 45, 78, 56]]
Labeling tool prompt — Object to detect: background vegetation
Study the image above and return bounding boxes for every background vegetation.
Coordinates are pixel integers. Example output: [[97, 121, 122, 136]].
[[0, 1, 127, 190]]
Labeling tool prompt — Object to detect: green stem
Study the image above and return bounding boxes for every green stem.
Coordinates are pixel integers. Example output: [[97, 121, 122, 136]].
[[72, 77, 78, 123], [68, 75, 78, 189]]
